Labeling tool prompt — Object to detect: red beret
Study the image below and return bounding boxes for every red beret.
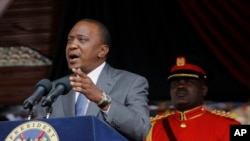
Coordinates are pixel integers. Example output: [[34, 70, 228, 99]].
[[167, 56, 207, 81]]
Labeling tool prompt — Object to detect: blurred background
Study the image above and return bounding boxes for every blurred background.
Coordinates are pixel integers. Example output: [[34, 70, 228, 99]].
[[0, 0, 249, 123]]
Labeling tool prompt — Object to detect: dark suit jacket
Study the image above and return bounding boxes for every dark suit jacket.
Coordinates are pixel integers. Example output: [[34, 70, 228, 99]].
[[35, 63, 151, 141]]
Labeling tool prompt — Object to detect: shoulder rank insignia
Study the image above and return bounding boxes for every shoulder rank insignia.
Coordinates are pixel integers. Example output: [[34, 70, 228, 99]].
[[150, 110, 174, 122], [211, 109, 237, 119], [145, 111, 174, 141]]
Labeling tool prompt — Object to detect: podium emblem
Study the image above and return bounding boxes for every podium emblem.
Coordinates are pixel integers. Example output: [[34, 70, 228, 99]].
[[5, 120, 59, 141]]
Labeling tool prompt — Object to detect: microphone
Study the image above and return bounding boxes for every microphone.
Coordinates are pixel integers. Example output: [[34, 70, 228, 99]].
[[41, 76, 72, 107], [23, 79, 52, 109]]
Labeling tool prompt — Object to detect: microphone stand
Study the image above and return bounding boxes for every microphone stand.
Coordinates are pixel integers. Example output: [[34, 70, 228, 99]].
[[45, 106, 52, 119], [23, 100, 34, 120], [41, 94, 56, 119], [27, 107, 33, 120]]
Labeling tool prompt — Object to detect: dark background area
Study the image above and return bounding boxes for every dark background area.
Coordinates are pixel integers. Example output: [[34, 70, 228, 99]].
[[50, 0, 250, 102], [0, 0, 249, 106]]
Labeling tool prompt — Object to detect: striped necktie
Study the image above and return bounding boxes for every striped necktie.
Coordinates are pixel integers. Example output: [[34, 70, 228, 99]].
[[75, 93, 88, 116]]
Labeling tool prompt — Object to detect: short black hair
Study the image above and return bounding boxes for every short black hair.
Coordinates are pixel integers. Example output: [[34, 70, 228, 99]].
[[80, 18, 111, 46]]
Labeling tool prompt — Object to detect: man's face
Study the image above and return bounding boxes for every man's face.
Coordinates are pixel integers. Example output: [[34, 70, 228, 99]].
[[66, 21, 108, 74], [170, 78, 207, 111]]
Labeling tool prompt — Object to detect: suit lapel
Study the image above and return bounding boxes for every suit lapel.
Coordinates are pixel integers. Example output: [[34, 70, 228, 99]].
[[62, 89, 75, 116], [86, 102, 99, 116], [86, 64, 116, 116]]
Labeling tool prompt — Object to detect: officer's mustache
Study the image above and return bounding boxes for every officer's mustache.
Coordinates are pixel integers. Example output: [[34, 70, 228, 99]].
[[175, 88, 188, 95]]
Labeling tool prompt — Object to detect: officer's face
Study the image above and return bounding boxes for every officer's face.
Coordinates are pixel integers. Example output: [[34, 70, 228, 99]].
[[170, 78, 207, 111]]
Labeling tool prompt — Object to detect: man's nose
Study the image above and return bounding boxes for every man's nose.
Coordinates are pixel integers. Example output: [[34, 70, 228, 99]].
[[176, 79, 186, 88], [68, 42, 78, 49]]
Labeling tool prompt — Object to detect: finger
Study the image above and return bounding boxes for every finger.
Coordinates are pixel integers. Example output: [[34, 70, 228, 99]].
[[72, 86, 84, 92], [72, 68, 87, 78], [69, 75, 82, 82], [70, 81, 84, 88]]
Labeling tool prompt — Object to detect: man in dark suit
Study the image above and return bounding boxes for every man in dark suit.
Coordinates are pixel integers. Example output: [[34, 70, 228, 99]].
[[35, 19, 151, 141]]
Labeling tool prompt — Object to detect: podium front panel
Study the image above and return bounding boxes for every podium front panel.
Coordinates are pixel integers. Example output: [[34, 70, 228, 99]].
[[0, 116, 128, 141]]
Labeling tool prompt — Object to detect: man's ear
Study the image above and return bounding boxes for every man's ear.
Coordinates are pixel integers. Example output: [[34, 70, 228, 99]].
[[98, 45, 109, 58]]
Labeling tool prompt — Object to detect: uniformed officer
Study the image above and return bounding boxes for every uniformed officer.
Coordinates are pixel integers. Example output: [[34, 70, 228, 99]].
[[145, 56, 240, 141]]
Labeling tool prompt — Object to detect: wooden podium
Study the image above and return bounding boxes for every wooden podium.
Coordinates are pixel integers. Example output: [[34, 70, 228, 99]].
[[0, 116, 128, 141]]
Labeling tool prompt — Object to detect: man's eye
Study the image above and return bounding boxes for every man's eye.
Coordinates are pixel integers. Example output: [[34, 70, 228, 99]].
[[171, 81, 178, 86], [78, 37, 89, 42], [187, 79, 196, 84], [67, 37, 73, 42], [79, 38, 88, 42]]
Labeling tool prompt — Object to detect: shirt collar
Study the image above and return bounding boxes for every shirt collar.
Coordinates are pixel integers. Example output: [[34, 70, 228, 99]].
[[87, 62, 106, 84], [75, 62, 106, 102], [174, 106, 207, 120]]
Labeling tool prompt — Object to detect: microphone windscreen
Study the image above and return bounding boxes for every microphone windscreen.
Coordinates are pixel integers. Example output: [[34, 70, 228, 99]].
[[35, 79, 52, 94], [54, 76, 72, 95]]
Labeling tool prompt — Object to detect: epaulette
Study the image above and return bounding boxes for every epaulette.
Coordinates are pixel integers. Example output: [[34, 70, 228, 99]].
[[211, 109, 237, 119], [150, 110, 174, 123], [145, 111, 174, 141]]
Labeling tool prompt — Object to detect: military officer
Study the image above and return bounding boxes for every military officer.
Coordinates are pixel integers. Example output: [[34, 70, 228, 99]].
[[145, 56, 240, 141]]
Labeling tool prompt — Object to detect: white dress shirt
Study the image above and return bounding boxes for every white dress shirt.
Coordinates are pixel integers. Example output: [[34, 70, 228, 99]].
[[74, 62, 106, 115]]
